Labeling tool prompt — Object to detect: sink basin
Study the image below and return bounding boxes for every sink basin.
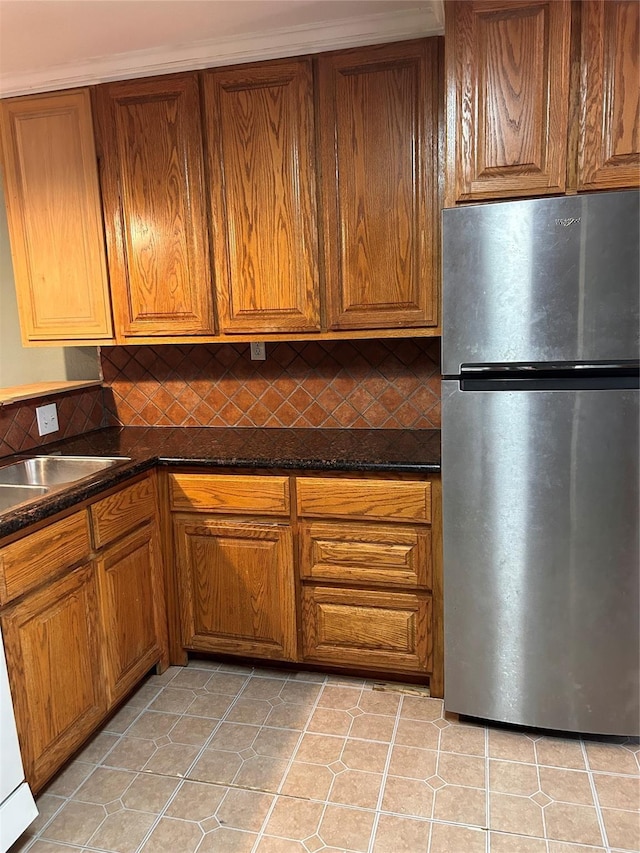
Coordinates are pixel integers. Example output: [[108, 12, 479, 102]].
[[0, 484, 49, 512], [0, 456, 129, 488]]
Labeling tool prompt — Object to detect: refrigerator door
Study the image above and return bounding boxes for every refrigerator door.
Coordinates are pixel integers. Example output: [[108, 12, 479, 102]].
[[442, 380, 640, 735], [442, 190, 640, 375]]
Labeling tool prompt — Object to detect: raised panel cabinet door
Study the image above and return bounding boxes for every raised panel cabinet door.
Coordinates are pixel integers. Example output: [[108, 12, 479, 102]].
[[446, 0, 571, 201], [96, 74, 214, 336], [203, 59, 320, 333], [0, 89, 113, 342], [318, 40, 440, 330], [578, 0, 640, 190], [96, 522, 167, 704], [173, 516, 297, 660], [1, 564, 107, 791]]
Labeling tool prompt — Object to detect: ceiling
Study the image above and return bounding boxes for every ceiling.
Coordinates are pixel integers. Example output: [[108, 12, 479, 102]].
[[0, 0, 444, 97]]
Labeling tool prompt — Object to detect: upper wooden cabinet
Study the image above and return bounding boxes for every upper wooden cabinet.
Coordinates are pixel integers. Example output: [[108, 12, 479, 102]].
[[0, 89, 113, 343], [202, 59, 320, 334], [96, 74, 214, 337], [318, 40, 440, 330], [446, 0, 572, 202], [578, 0, 640, 190]]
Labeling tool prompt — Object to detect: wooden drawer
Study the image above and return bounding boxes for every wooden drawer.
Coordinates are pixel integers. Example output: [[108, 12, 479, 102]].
[[302, 585, 431, 674], [299, 521, 431, 588], [169, 474, 290, 516], [0, 511, 91, 605], [90, 476, 156, 548], [296, 477, 431, 523]]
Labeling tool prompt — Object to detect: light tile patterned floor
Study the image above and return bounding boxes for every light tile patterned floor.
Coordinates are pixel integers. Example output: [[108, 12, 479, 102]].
[[9, 660, 640, 853]]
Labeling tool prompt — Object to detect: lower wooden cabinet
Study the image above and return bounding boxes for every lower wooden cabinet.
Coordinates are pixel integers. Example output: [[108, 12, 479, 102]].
[[1, 564, 107, 791], [302, 585, 431, 674], [173, 516, 297, 660]]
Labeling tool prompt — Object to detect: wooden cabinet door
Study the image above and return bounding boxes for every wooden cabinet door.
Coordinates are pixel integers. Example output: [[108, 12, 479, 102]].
[[1, 564, 107, 791], [0, 89, 113, 342], [578, 0, 640, 190], [318, 40, 440, 330], [173, 516, 297, 660], [96, 522, 167, 704], [96, 74, 214, 337], [203, 60, 320, 334], [446, 0, 571, 202], [302, 585, 431, 674]]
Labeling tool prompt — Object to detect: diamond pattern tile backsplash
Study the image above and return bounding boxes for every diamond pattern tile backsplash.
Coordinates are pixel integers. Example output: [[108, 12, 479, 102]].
[[0, 387, 105, 458], [101, 339, 441, 429]]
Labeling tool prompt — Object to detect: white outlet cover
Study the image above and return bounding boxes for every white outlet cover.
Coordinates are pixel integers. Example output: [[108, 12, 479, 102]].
[[36, 402, 59, 436]]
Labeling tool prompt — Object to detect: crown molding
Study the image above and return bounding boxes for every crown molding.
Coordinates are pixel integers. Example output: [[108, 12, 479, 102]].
[[0, 5, 445, 97]]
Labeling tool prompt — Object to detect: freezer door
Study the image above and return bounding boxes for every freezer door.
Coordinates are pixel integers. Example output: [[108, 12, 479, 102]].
[[442, 381, 640, 735], [442, 190, 640, 375]]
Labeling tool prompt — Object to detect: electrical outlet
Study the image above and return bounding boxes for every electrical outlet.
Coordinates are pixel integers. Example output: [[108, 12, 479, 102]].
[[250, 342, 266, 361], [36, 403, 59, 436]]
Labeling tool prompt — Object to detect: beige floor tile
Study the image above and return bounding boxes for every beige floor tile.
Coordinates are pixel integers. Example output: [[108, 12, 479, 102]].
[[43, 761, 95, 797], [438, 752, 486, 788], [125, 682, 161, 709], [395, 717, 441, 750], [372, 813, 431, 852], [256, 838, 307, 852], [149, 687, 196, 714], [264, 702, 314, 730], [328, 769, 383, 809], [547, 843, 606, 853], [126, 710, 181, 739], [165, 780, 227, 822], [489, 792, 544, 837], [148, 665, 180, 685], [204, 672, 251, 694], [490, 832, 546, 852], [73, 766, 136, 804], [293, 733, 346, 764], [252, 726, 301, 759], [593, 773, 640, 810], [318, 804, 375, 852], [280, 760, 335, 800], [87, 808, 156, 853], [167, 667, 212, 689], [488, 729, 537, 763], [434, 784, 487, 827], [103, 704, 141, 734], [208, 722, 260, 751], [326, 674, 366, 687], [382, 775, 434, 818], [188, 748, 243, 785], [317, 684, 363, 710], [349, 712, 396, 742], [400, 695, 445, 722], [585, 741, 639, 775], [167, 714, 218, 746], [240, 677, 287, 700], [307, 707, 354, 736], [224, 697, 272, 725], [216, 788, 274, 832], [539, 766, 594, 805], [74, 731, 120, 764], [25, 794, 65, 837], [600, 807, 640, 850], [119, 772, 180, 813], [279, 681, 323, 704], [430, 821, 486, 852], [143, 742, 200, 775], [535, 737, 586, 770], [232, 754, 289, 792], [357, 690, 401, 716], [187, 692, 235, 719], [341, 738, 389, 773], [544, 802, 603, 846], [439, 724, 486, 757], [102, 737, 157, 771], [42, 800, 106, 846], [288, 669, 326, 682], [265, 795, 325, 839], [17, 843, 83, 853], [140, 816, 203, 852], [489, 759, 539, 796], [197, 826, 257, 852], [388, 744, 438, 780]]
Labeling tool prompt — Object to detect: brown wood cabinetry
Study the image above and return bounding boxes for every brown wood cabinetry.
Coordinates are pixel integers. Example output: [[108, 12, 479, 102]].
[[96, 75, 214, 337], [446, 0, 639, 203], [203, 60, 320, 334], [318, 40, 440, 330], [0, 89, 114, 343], [578, 0, 640, 190], [0, 474, 167, 791]]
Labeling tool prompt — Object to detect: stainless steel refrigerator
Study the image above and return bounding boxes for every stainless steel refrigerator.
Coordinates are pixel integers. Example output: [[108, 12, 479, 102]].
[[441, 190, 639, 736]]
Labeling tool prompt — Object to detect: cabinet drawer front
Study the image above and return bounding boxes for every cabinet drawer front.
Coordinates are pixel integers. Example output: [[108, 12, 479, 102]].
[[0, 512, 91, 604], [302, 586, 431, 673], [90, 476, 156, 548], [170, 474, 290, 515], [296, 478, 430, 523], [300, 522, 431, 588]]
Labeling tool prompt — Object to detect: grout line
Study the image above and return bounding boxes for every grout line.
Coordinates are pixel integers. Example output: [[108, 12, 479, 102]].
[[484, 724, 491, 853], [367, 689, 403, 853], [582, 738, 612, 852]]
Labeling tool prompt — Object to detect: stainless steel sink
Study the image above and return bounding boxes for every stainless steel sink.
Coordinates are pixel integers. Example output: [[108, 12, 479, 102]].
[[0, 484, 49, 512], [0, 456, 128, 488]]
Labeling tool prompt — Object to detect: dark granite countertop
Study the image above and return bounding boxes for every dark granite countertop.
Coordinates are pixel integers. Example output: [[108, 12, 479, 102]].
[[0, 426, 440, 538]]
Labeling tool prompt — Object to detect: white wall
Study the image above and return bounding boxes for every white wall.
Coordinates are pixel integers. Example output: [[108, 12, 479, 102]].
[[0, 177, 101, 389]]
